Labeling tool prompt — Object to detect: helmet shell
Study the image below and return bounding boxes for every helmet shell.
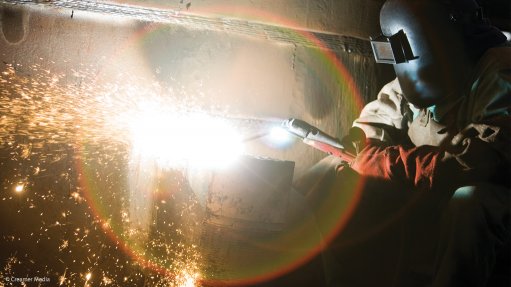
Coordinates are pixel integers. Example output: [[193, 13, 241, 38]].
[[379, 0, 475, 108]]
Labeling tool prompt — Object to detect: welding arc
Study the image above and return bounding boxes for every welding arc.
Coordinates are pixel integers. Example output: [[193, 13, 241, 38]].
[[215, 114, 286, 125], [241, 132, 270, 143], [204, 114, 286, 143]]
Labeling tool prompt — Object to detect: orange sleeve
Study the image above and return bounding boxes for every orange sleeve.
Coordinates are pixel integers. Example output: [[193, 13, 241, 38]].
[[349, 139, 505, 192]]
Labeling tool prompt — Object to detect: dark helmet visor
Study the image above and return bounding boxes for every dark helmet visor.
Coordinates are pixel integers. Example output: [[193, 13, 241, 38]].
[[370, 29, 418, 64]]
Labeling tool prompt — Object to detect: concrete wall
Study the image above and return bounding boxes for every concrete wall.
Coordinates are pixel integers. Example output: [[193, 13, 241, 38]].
[[0, 2, 394, 285], [111, 0, 385, 39], [0, 2, 393, 178], [0, 1, 509, 285]]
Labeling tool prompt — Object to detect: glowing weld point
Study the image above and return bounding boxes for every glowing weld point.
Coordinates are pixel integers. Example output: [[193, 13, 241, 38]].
[[129, 110, 244, 169], [266, 126, 294, 148], [270, 126, 292, 142], [85, 272, 92, 281]]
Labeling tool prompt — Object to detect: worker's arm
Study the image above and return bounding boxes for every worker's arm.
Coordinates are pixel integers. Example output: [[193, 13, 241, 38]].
[[350, 117, 510, 192], [352, 78, 412, 145]]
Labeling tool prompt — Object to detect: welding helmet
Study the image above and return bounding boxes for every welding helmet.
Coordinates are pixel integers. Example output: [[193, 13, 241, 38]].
[[371, 0, 507, 108]]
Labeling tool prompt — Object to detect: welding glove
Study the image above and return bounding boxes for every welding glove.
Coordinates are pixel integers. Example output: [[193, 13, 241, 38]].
[[444, 121, 510, 186]]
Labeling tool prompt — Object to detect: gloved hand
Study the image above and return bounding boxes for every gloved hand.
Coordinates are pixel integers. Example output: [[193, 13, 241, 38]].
[[443, 122, 508, 186], [340, 126, 367, 155], [350, 121, 508, 192]]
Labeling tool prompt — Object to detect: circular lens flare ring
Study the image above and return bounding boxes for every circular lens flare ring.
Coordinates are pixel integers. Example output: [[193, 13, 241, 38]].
[[76, 4, 365, 285]]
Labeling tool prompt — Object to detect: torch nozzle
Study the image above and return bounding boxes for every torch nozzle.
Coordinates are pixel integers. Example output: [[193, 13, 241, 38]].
[[281, 118, 355, 162], [281, 118, 345, 149]]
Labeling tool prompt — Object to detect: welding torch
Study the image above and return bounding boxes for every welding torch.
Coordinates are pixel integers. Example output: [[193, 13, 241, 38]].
[[282, 118, 356, 163]]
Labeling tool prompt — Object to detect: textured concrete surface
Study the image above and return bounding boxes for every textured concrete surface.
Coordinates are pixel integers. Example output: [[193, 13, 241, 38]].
[[1, 1, 508, 286], [0, 2, 391, 286], [110, 0, 385, 39], [0, 2, 393, 177]]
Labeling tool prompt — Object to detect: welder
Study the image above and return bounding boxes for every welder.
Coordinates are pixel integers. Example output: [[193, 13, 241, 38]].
[[295, 0, 510, 286]]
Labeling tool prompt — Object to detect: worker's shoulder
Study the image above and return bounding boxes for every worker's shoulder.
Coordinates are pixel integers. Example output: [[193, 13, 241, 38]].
[[471, 45, 511, 88], [466, 45, 511, 123], [478, 44, 511, 69]]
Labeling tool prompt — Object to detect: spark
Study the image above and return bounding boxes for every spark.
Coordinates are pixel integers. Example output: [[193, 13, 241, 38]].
[[175, 269, 200, 287], [59, 240, 69, 251], [0, 60, 220, 286], [70, 192, 83, 202], [102, 276, 112, 285], [14, 184, 25, 193], [59, 269, 67, 286], [102, 220, 111, 229]]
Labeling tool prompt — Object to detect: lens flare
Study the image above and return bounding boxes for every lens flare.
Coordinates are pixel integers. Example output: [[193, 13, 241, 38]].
[[0, 2, 365, 284]]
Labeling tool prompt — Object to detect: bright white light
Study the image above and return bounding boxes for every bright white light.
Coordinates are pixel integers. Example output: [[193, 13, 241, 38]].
[[14, 184, 24, 193], [129, 109, 243, 169], [176, 270, 199, 287], [266, 126, 295, 148]]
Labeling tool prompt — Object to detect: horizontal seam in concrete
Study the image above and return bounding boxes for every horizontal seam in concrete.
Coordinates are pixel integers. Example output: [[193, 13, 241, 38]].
[[0, 0, 373, 56]]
